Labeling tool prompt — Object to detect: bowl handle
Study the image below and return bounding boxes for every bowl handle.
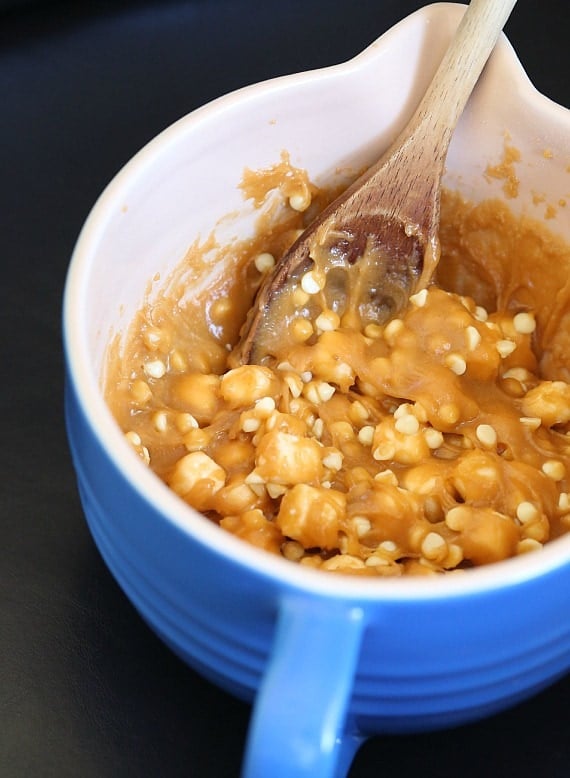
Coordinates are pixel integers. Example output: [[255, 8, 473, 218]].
[[242, 595, 366, 778]]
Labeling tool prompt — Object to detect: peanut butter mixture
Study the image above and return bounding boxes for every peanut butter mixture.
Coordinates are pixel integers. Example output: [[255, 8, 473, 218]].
[[106, 158, 570, 576]]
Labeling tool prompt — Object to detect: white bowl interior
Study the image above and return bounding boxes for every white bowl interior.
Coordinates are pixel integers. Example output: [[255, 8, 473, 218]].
[[65, 2, 570, 598]]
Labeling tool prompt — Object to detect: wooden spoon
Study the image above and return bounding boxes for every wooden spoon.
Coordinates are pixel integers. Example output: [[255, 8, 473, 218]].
[[234, 0, 518, 366]]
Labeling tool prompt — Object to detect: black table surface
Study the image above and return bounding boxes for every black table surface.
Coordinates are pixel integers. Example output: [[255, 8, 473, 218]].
[[2, 1, 569, 775]]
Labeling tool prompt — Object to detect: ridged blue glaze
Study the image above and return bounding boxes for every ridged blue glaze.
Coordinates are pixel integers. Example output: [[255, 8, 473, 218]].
[[65, 372, 570, 769]]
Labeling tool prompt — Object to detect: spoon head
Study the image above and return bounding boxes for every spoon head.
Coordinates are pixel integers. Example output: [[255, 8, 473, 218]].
[[233, 212, 431, 366]]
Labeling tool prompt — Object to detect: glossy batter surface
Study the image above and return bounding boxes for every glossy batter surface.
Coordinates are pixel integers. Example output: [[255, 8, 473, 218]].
[[106, 162, 570, 576]]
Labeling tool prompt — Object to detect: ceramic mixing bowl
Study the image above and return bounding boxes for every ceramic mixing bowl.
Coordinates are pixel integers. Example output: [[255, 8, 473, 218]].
[[63, 3, 570, 776]]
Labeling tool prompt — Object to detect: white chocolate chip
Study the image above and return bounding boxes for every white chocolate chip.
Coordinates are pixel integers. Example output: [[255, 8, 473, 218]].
[[513, 311, 536, 334], [476, 423, 497, 447]]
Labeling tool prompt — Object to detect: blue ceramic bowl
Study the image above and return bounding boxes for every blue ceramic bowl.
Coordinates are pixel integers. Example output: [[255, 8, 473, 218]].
[[64, 4, 570, 776]]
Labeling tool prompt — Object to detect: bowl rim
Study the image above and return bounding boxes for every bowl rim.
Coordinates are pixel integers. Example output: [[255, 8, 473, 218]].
[[63, 1, 570, 603]]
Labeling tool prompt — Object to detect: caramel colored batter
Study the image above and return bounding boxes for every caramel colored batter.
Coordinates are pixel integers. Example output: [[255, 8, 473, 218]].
[[106, 159, 570, 576], [484, 143, 521, 199]]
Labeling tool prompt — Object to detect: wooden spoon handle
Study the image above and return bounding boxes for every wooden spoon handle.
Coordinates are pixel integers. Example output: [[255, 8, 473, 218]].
[[410, 0, 518, 158], [359, 0, 518, 241]]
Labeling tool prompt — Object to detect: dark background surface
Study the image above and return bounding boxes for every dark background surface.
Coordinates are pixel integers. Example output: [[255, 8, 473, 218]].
[[2, 1, 569, 776]]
